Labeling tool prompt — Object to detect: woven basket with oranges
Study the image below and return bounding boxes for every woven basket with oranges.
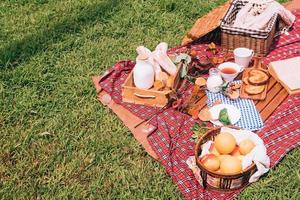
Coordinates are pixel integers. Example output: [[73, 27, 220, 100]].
[[195, 127, 257, 191]]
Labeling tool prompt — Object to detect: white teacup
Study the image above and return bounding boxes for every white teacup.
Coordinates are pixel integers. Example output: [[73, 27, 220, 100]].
[[218, 62, 243, 82], [234, 47, 254, 68]]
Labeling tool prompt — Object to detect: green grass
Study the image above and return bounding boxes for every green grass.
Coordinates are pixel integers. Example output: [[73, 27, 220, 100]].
[[0, 0, 299, 199]]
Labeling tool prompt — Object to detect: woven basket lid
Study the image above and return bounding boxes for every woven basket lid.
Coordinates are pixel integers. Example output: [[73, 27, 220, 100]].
[[182, 1, 231, 45]]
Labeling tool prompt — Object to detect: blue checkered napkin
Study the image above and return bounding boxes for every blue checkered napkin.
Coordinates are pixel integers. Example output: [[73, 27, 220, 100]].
[[206, 81, 264, 131]]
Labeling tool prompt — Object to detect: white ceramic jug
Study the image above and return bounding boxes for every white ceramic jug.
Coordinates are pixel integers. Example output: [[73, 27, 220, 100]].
[[133, 60, 154, 89]]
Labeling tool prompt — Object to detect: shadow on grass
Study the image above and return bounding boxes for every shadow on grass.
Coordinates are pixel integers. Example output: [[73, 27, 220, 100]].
[[0, 0, 122, 68]]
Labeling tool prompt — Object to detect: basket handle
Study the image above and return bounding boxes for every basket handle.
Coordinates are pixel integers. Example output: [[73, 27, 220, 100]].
[[134, 93, 156, 99]]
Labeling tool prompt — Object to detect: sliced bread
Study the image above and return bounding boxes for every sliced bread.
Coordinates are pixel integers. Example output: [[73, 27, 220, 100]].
[[248, 69, 269, 85], [245, 85, 265, 95]]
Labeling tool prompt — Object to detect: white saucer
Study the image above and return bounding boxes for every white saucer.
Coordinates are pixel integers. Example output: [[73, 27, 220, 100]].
[[209, 104, 241, 126]]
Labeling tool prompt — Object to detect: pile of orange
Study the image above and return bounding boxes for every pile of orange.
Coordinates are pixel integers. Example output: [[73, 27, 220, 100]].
[[200, 132, 255, 174]]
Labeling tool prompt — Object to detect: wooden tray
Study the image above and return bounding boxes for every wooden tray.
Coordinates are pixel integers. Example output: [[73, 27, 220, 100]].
[[240, 60, 270, 100], [121, 62, 182, 107], [194, 59, 288, 122]]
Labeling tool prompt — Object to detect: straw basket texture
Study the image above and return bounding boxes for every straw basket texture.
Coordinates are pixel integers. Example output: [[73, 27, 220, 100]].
[[220, 0, 278, 57], [181, 1, 231, 45]]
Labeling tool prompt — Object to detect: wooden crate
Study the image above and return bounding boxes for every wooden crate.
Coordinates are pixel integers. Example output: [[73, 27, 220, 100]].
[[122, 63, 182, 107]]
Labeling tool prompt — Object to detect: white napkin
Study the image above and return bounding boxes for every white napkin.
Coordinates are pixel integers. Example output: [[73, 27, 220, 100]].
[[192, 127, 270, 183]]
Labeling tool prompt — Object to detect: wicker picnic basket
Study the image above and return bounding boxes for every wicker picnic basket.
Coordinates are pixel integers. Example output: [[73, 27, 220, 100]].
[[194, 127, 257, 191], [181, 1, 231, 45], [220, 0, 278, 57]]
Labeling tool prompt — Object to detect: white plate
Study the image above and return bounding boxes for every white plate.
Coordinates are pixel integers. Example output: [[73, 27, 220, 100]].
[[209, 104, 241, 126]]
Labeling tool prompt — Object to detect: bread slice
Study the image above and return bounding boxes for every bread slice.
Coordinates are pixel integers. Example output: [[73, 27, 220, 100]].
[[248, 69, 267, 77], [242, 77, 249, 85], [248, 69, 269, 85], [245, 85, 265, 95]]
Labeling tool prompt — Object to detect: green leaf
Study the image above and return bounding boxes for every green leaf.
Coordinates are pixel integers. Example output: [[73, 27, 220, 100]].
[[218, 108, 231, 125], [190, 122, 200, 131], [186, 75, 195, 83], [190, 122, 208, 141]]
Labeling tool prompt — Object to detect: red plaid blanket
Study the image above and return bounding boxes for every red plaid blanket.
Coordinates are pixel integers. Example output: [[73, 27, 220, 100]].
[[98, 10, 300, 200]]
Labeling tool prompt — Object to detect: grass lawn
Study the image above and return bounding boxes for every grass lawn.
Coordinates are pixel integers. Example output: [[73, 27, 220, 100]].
[[0, 0, 299, 199]]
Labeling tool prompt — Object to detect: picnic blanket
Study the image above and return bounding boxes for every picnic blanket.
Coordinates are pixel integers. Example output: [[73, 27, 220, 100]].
[[96, 9, 300, 200]]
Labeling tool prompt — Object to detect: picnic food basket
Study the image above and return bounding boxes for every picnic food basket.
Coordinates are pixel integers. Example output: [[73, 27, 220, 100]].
[[194, 127, 257, 191], [220, 0, 278, 57]]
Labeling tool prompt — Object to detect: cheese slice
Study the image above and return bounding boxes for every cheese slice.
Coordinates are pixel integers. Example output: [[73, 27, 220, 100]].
[[269, 57, 300, 93]]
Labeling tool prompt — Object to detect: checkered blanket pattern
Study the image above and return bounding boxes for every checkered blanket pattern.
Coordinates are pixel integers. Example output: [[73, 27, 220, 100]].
[[206, 81, 264, 131], [98, 10, 300, 200]]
